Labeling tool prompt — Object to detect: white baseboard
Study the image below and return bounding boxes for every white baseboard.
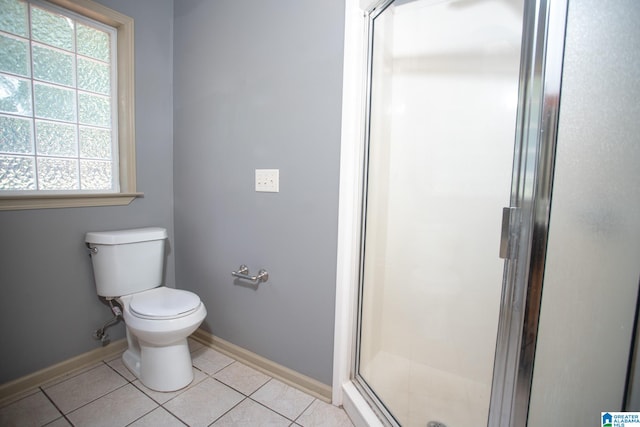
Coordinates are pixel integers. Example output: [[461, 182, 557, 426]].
[[192, 329, 332, 402], [0, 339, 127, 407]]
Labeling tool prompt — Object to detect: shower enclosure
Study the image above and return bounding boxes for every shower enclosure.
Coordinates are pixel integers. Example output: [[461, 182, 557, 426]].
[[356, 1, 523, 425], [333, 0, 568, 425], [335, 0, 640, 425]]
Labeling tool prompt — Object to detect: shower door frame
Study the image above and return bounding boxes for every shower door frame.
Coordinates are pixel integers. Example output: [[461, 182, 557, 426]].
[[332, 0, 569, 426]]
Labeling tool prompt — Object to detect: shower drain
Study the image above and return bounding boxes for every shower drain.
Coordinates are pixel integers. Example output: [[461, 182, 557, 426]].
[[427, 422, 447, 427]]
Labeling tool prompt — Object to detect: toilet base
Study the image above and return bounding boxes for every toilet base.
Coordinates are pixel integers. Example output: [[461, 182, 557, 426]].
[[123, 338, 194, 392]]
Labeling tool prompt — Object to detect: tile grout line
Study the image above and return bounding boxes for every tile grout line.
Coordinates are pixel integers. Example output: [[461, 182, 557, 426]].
[[102, 359, 168, 425], [39, 385, 70, 426], [205, 395, 248, 427], [292, 396, 317, 426], [65, 382, 132, 420], [42, 360, 134, 423], [123, 404, 161, 427], [140, 359, 247, 426], [246, 393, 313, 424], [105, 356, 191, 414], [104, 359, 135, 383], [157, 404, 189, 427], [38, 361, 105, 391], [199, 356, 320, 426], [160, 352, 306, 426]]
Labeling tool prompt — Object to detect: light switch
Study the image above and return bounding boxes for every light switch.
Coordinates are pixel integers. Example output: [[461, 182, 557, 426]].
[[255, 169, 279, 192]]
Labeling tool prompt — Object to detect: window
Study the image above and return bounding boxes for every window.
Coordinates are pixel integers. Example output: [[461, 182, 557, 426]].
[[0, 0, 138, 210]]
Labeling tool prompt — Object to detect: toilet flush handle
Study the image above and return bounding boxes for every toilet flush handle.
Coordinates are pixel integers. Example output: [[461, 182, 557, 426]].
[[86, 243, 98, 256]]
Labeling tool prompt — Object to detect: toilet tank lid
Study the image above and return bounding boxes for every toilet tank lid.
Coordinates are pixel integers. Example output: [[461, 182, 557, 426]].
[[85, 227, 167, 245]]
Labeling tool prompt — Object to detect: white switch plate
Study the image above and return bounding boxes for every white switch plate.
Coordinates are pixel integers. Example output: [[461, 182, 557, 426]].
[[255, 169, 279, 192]]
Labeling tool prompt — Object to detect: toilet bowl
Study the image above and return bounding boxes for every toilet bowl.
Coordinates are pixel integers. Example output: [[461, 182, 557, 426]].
[[85, 227, 207, 392], [120, 287, 207, 391]]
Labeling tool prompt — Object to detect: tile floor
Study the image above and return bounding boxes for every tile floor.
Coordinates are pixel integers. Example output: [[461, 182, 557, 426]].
[[0, 339, 354, 427]]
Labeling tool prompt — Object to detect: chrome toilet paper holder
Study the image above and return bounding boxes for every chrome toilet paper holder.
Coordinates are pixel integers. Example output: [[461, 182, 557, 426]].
[[231, 265, 269, 284]]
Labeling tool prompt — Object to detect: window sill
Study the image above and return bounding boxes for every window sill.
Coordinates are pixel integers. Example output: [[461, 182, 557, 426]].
[[0, 192, 144, 211]]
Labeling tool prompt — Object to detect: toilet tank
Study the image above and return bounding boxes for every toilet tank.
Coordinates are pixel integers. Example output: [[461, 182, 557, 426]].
[[85, 227, 168, 297]]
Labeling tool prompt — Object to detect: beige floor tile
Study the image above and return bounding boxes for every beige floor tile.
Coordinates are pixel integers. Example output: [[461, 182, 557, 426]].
[[213, 362, 271, 395], [163, 377, 243, 427], [251, 379, 314, 421], [45, 417, 73, 426], [3, 343, 353, 427], [106, 355, 137, 382], [191, 347, 234, 375], [0, 387, 42, 407], [133, 367, 207, 404], [66, 384, 157, 427], [39, 362, 104, 389], [296, 400, 354, 427], [188, 337, 205, 353], [129, 406, 185, 427], [0, 390, 61, 426], [212, 398, 290, 426], [43, 364, 128, 414]]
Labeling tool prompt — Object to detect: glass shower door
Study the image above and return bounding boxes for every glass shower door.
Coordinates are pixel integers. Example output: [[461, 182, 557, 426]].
[[356, 0, 524, 425]]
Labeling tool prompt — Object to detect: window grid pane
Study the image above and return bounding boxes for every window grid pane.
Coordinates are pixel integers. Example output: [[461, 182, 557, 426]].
[[37, 156, 79, 190], [35, 120, 77, 157], [30, 5, 74, 52], [0, 154, 35, 190], [0, 114, 33, 154], [0, 1, 116, 192], [33, 82, 76, 122], [78, 92, 110, 127], [0, 33, 30, 77], [77, 56, 109, 94], [0, 0, 28, 37], [80, 159, 111, 190], [32, 43, 75, 87], [0, 73, 32, 116], [77, 23, 110, 62], [79, 126, 111, 159]]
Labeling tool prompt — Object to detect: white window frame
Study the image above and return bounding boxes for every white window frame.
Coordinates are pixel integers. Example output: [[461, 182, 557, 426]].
[[0, 0, 140, 210]]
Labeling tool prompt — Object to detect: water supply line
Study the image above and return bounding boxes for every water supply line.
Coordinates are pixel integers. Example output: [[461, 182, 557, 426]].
[[93, 298, 122, 346]]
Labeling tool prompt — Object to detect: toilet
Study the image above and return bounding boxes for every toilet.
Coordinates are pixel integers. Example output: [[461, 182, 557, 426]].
[[85, 227, 206, 392]]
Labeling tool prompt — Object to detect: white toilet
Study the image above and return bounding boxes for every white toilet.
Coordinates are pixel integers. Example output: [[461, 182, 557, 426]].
[[85, 227, 206, 392]]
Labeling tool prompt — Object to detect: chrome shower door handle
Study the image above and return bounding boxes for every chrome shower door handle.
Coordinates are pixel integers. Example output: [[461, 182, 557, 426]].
[[499, 207, 518, 259]]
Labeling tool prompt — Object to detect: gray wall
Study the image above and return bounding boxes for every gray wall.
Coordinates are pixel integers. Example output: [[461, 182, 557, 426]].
[[0, 0, 175, 384], [173, 0, 344, 385]]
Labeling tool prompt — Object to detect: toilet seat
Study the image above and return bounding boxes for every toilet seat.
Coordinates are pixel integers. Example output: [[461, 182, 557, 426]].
[[129, 287, 201, 320]]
